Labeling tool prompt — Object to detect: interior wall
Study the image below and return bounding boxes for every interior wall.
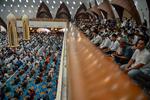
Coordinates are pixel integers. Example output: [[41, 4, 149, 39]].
[[123, 10, 132, 18], [133, 0, 149, 28]]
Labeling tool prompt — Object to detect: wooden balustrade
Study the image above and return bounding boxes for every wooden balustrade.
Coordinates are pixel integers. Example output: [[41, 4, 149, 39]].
[[67, 26, 148, 100]]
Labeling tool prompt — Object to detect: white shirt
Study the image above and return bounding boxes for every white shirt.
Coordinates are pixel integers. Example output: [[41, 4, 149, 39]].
[[116, 47, 123, 55], [100, 37, 111, 49], [131, 49, 150, 67], [85, 29, 90, 36], [109, 40, 119, 51], [133, 35, 138, 44], [91, 35, 102, 44]]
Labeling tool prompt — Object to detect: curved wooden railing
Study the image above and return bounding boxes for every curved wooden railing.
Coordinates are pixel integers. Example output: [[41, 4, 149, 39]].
[[67, 24, 149, 100]]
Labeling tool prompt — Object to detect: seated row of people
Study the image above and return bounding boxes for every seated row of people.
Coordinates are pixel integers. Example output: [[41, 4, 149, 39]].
[[76, 18, 150, 93]]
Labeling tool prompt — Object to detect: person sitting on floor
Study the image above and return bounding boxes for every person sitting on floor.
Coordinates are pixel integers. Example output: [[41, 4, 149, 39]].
[[14, 86, 23, 99], [91, 31, 102, 46], [111, 39, 134, 65], [120, 39, 150, 72], [100, 34, 111, 50], [103, 34, 119, 55], [35, 76, 42, 84], [120, 39, 150, 87], [28, 88, 35, 100], [13, 75, 20, 85], [21, 79, 28, 89]]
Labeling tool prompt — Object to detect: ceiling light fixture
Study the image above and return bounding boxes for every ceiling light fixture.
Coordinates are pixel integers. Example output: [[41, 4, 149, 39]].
[[52, 6, 54, 9], [73, 1, 76, 4], [53, 1, 56, 4], [1, 9, 3, 12], [80, 1, 82, 5], [46, 0, 49, 4], [33, 0, 35, 3], [10, 4, 13, 7]]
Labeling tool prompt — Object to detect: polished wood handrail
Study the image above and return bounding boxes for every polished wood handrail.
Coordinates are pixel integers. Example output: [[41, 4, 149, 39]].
[[67, 25, 148, 100]]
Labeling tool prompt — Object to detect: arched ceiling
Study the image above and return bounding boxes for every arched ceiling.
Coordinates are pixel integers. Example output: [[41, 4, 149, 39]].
[[0, 0, 92, 22], [0, 0, 149, 26]]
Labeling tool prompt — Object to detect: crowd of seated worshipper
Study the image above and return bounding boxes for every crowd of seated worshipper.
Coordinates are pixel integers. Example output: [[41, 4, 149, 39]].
[[75, 17, 150, 94], [0, 31, 63, 99]]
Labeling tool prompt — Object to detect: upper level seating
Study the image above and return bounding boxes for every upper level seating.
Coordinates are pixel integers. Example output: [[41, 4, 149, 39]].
[[73, 18, 150, 97]]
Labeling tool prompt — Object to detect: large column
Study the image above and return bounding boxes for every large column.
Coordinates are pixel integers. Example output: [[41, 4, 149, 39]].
[[7, 13, 19, 48], [22, 14, 30, 41]]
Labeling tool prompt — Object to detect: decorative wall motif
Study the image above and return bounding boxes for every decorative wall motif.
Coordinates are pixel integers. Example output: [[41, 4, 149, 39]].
[[74, 3, 89, 20], [36, 1, 53, 18], [55, 2, 71, 20]]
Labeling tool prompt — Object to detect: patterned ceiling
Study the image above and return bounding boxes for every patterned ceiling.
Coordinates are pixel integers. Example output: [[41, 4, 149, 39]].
[[0, 0, 149, 23], [0, 0, 103, 21]]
